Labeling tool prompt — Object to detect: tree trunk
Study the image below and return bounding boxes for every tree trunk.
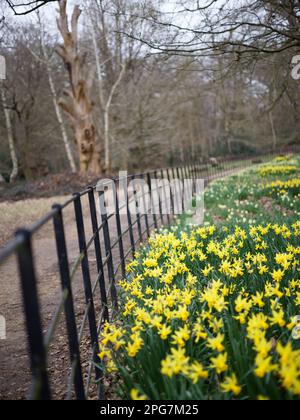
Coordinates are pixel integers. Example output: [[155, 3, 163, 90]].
[[225, 117, 232, 155], [40, 26, 77, 173], [1, 87, 18, 182], [56, 0, 102, 174], [86, 2, 125, 173], [103, 65, 126, 173], [48, 68, 77, 173], [269, 111, 277, 152], [88, 6, 105, 112]]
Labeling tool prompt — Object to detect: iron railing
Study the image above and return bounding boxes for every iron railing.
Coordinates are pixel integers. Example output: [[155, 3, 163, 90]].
[[0, 155, 276, 400]]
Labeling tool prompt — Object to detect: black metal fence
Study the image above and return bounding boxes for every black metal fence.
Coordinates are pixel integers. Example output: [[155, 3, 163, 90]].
[[0, 155, 273, 400]]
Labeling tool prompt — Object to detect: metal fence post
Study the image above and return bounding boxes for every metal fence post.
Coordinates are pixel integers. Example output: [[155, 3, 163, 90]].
[[16, 229, 51, 400], [73, 193, 102, 398], [124, 176, 136, 258], [205, 161, 210, 187], [178, 167, 183, 213], [141, 173, 150, 238], [98, 191, 118, 312], [87, 189, 109, 322], [172, 167, 180, 215], [154, 171, 164, 225], [183, 165, 190, 200], [114, 180, 126, 279], [52, 204, 86, 400], [132, 175, 143, 243], [147, 172, 158, 230], [196, 162, 200, 179], [161, 169, 170, 225], [192, 163, 197, 194], [167, 168, 175, 217]]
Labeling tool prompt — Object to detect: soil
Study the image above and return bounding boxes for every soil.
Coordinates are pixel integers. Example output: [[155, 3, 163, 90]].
[[0, 172, 108, 203], [259, 196, 294, 216]]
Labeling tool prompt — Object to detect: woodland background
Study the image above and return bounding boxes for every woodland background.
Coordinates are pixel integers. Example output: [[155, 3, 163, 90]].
[[0, 0, 300, 182]]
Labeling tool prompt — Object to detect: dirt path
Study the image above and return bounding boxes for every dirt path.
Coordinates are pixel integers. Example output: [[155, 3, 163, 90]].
[[0, 196, 80, 399]]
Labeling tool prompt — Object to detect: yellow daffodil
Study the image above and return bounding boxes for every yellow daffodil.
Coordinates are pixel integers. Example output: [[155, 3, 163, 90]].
[[130, 389, 147, 400], [271, 269, 285, 283], [210, 353, 228, 375], [254, 354, 277, 378], [158, 324, 172, 340], [207, 334, 225, 352], [269, 309, 286, 328], [221, 374, 242, 396], [187, 362, 209, 384]]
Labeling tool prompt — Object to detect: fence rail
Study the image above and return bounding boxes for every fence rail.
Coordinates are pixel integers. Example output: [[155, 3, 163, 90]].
[[0, 153, 281, 399]]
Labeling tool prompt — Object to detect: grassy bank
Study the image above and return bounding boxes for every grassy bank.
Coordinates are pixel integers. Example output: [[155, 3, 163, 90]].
[[99, 154, 300, 401]]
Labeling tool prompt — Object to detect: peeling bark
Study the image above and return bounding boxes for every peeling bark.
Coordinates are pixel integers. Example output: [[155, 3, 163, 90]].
[[56, 0, 102, 173]]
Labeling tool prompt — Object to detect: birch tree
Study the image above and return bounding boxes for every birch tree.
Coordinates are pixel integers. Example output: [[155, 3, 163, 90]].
[[103, 64, 126, 172], [38, 16, 77, 173], [84, 0, 128, 173]]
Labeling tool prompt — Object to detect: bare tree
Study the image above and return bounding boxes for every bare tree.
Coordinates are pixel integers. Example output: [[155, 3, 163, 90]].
[[56, 0, 102, 173], [124, 0, 300, 58], [1, 0, 299, 182], [83, 0, 161, 171], [38, 15, 77, 173], [84, 2, 126, 173], [103, 64, 126, 172]]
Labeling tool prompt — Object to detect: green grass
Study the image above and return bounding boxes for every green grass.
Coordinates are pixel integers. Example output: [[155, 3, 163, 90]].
[[203, 154, 300, 228]]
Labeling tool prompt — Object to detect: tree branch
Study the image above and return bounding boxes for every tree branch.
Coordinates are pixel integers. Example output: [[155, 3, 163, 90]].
[[5, 0, 58, 16]]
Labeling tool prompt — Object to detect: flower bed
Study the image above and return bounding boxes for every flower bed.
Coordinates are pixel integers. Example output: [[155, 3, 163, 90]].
[[258, 165, 298, 177], [99, 223, 300, 400], [265, 178, 300, 197], [99, 154, 300, 401]]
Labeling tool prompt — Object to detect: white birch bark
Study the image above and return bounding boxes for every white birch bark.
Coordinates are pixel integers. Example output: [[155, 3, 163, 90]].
[[40, 21, 77, 173], [88, 7, 105, 111], [84, 0, 126, 172], [103, 65, 126, 171]]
